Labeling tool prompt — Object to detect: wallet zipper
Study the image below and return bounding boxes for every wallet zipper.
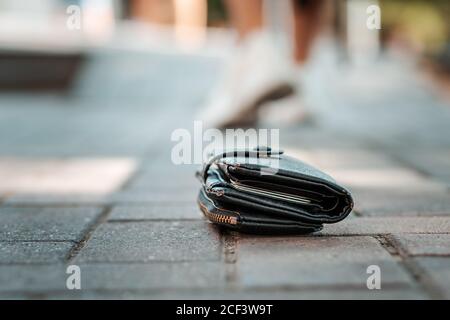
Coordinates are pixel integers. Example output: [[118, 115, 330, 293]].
[[203, 210, 238, 225], [198, 198, 239, 226]]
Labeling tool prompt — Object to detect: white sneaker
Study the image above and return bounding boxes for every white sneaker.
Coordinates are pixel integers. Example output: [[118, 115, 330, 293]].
[[258, 67, 316, 127], [257, 93, 310, 127], [198, 31, 296, 128]]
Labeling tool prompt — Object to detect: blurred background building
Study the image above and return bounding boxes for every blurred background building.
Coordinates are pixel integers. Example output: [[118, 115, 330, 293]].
[[0, 0, 449, 89]]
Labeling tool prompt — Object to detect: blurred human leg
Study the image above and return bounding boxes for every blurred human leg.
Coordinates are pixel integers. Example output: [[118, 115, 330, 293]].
[[225, 0, 263, 40], [199, 0, 297, 128], [129, 0, 174, 25], [174, 0, 207, 48], [257, 0, 325, 126], [226, 0, 324, 63], [292, 0, 324, 64]]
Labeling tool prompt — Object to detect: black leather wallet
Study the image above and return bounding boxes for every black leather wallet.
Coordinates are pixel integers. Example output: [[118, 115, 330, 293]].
[[196, 148, 354, 234]]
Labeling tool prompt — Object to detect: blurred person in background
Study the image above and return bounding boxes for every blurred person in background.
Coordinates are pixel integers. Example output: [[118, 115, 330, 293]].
[[199, 0, 324, 128]]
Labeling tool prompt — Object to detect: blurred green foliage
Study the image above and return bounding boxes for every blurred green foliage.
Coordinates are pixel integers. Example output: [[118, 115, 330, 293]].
[[204, 0, 450, 54], [207, 0, 228, 26], [380, 0, 450, 53]]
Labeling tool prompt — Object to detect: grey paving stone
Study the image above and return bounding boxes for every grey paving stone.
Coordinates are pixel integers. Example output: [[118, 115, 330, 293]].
[[1, 262, 224, 296], [236, 236, 413, 288], [394, 149, 450, 186], [0, 262, 223, 294], [127, 173, 198, 190], [126, 182, 199, 192], [131, 166, 197, 180], [126, 177, 200, 192], [0, 264, 67, 293], [129, 167, 199, 188], [3, 194, 110, 206], [77, 262, 224, 291], [353, 189, 450, 216], [76, 221, 221, 263], [0, 206, 103, 241], [392, 234, 450, 256], [0, 293, 28, 299], [413, 257, 450, 299], [284, 147, 398, 170], [111, 189, 197, 203], [330, 168, 446, 193], [152, 287, 426, 300], [0, 157, 136, 195], [4, 190, 197, 205], [0, 242, 73, 264], [108, 204, 201, 220], [281, 128, 368, 150], [321, 217, 450, 235], [38, 286, 427, 300]]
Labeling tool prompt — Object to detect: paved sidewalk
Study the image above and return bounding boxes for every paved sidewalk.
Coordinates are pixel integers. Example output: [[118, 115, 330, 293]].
[[0, 49, 450, 299]]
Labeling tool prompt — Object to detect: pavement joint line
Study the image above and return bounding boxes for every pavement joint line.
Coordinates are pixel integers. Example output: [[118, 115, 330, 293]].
[[2, 201, 196, 206], [237, 232, 450, 241], [375, 234, 444, 299], [67, 259, 222, 264], [107, 218, 202, 223], [101, 219, 205, 224], [397, 257, 446, 300], [358, 211, 450, 217], [222, 230, 239, 289], [230, 282, 415, 292], [112, 201, 195, 205], [58, 260, 222, 265], [65, 205, 113, 263], [0, 262, 68, 266], [0, 292, 46, 300], [222, 231, 238, 264], [316, 232, 450, 237], [0, 282, 418, 298], [373, 234, 401, 257], [1, 203, 108, 208], [0, 240, 76, 243], [402, 253, 450, 257]]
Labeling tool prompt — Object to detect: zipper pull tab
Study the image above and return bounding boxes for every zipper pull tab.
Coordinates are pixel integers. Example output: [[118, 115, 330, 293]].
[[200, 147, 284, 182], [253, 146, 284, 158]]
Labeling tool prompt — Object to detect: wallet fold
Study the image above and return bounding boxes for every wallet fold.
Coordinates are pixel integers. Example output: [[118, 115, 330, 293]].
[[197, 148, 353, 234]]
